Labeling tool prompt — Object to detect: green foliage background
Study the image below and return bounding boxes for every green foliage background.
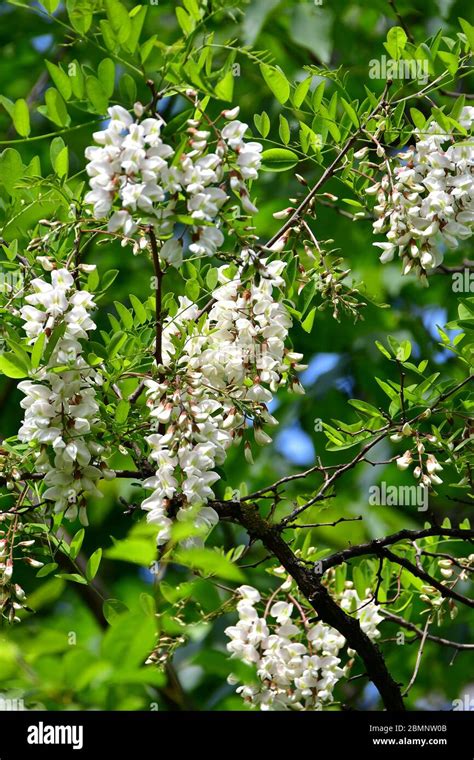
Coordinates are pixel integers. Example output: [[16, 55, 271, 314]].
[[0, 0, 472, 711]]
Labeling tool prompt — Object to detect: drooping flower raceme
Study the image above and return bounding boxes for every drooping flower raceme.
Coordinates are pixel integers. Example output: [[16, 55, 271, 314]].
[[369, 106, 474, 281], [84, 104, 262, 260], [225, 583, 383, 711], [17, 268, 106, 525], [142, 253, 305, 547]]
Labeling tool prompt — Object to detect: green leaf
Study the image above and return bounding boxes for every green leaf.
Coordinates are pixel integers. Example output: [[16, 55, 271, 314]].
[[292, 76, 311, 108], [114, 301, 134, 330], [69, 528, 85, 561], [352, 565, 368, 599], [50, 135, 69, 177], [384, 26, 407, 60], [279, 114, 291, 145], [176, 547, 244, 581], [42, 0, 60, 12], [205, 268, 218, 291], [0, 352, 29, 379], [68, 60, 85, 99], [311, 81, 326, 112], [101, 611, 156, 667], [260, 64, 290, 104], [42, 88, 70, 127], [261, 148, 298, 172], [106, 539, 156, 566], [289, 4, 333, 63], [437, 51, 459, 76], [375, 377, 399, 401], [214, 70, 234, 102], [348, 399, 383, 418], [36, 562, 59, 578], [176, 6, 195, 36], [55, 573, 88, 584], [341, 98, 359, 128], [115, 399, 130, 424], [98, 58, 116, 99], [86, 549, 102, 582], [107, 330, 127, 358], [396, 340, 412, 362], [42, 323, 66, 365], [123, 5, 147, 54], [129, 294, 147, 324], [66, 0, 93, 34], [103, 598, 129, 624], [105, 0, 131, 44], [0, 95, 15, 119], [321, 103, 340, 142], [185, 279, 200, 301], [254, 111, 270, 139], [100, 269, 119, 292], [459, 18, 474, 52], [119, 73, 137, 104], [301, 306, 316, 333], [54, 146, 69, 178], [31, 333, 46, 369], [45, 61, 72, 101], [86, 76, 109, 114], [375, 340, 392, 360], [13, 99, 30, 137], [410, 107, 426, 130], [300, 122, 322, 154], [100, 20, 118, 52]]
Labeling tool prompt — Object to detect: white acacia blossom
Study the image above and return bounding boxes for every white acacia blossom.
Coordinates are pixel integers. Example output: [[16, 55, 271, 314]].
[[84, 104, 262, 260], [369, 106, 474, 281], [142, 253, 305, 547], [225, 583, 383, 711], [17, 268, 106, 525]]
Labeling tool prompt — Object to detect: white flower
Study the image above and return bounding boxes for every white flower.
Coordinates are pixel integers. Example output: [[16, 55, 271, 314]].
[[238, 585, 261, 603], [160, 238, 183, 268], [370, 107, 474, 278], [270, 601, 293, 623], [18, 268, 104, 520], [221, 120, 249, 149], [225, 584, 383, 711], [84, 104, 263, 258]]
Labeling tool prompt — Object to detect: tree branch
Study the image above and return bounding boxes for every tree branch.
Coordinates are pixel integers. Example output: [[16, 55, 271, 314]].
[[208, 498, 405, 711], [381, 609, 474, 651], [265, 83, 391, 250]]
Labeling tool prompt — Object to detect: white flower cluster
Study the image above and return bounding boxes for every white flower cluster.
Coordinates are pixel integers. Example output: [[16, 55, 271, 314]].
[[142, 254, 304, 547], [0, 528, 40, 623], [85, 104, 262, 260], [225, 583, 383, 711], [17, 268, 106, 524], [392, 424, 444, 488], [369, 106, 474, 281]]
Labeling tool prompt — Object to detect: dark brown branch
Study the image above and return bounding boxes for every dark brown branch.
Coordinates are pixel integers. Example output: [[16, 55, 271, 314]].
[[265, 83, 391, 250], [286, 516, 363, 529], [387, 0, 414, 43], [208, 498, 405, 711], [320, 526, 474, 574], [147, 226, 163, 366], [440, 90, 474, 101], [434, 259, 474, 274], [381, 610, 474, 651], [380, 547, 474, 609]]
